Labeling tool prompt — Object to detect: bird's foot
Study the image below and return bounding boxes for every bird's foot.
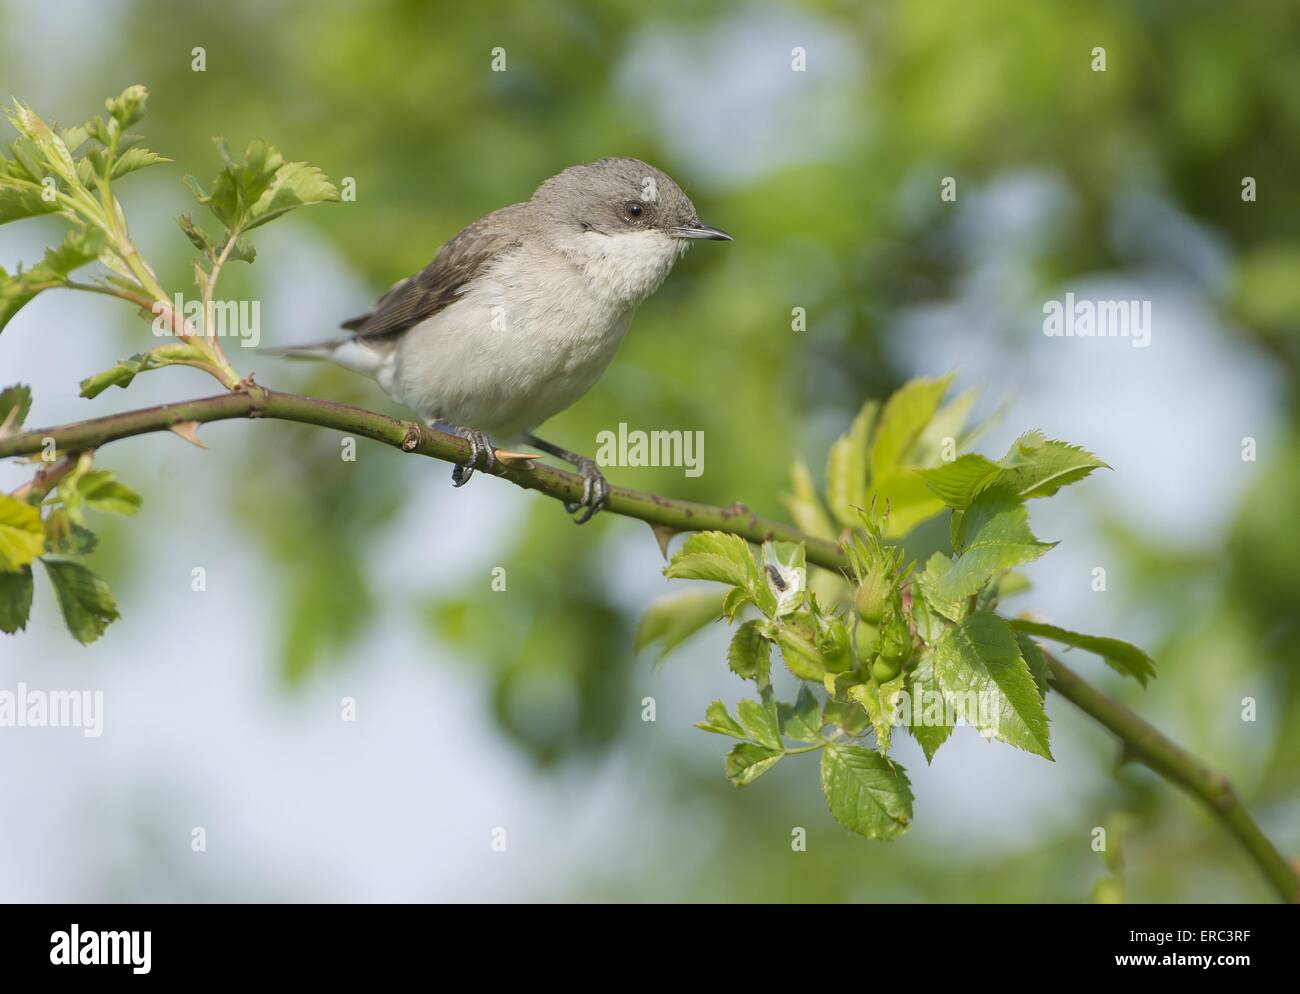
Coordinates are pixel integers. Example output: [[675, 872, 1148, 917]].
[[563, 456, 609, 524], [450, 427, 495, 487]]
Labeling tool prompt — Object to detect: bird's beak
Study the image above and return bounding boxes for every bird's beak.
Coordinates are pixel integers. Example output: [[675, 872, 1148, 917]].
[[671, 221, 733, 241]]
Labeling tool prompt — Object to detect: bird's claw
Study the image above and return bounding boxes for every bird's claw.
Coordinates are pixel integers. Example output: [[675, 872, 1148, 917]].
[[451, 428, 495, 487], [563, 457, 609, 524]]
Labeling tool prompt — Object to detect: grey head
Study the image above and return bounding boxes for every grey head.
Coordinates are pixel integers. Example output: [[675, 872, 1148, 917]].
[[529, 157, 732, 242]]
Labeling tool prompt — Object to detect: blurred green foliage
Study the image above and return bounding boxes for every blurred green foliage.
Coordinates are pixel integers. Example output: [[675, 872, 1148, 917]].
[[2, 0, 1297, 901]]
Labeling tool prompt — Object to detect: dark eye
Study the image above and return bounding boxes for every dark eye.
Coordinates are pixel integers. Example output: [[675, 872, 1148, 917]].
[[625, 201, 644, 219]]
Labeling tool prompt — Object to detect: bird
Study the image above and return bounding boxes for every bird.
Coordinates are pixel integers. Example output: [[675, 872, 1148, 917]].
[[263, 157, 731, 522]]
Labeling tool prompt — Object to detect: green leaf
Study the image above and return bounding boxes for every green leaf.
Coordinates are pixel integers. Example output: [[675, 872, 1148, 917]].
[[725, 742, 783, 786], [43, 509, 98, 555], [727, 619, 771, 685], [0, 565, 34, 633], [785, 459, 835, 540], [176, 213, 214, 254], [865, 469, 946, 537], [696, 700, 748, 740], [997, 431, 1109, 499], [665, 530, 757, 589], [635, 588, 722, 661], [243, 159, 339, 229], [822, 698, 871, 737], [4, 100, 79, 186], [826, 399, 876, 528], [0, 172, 60, 224], [110, 145, 169, 180], [0, 226, 108, 333], [930, 487, 1054, 604], [820, 744, 913, 840], [904, 651, 955, 763], [73, 470, 142, 517], [869, 374, 954, 480], [918, 433, 1108, 509], [775, 611, 826, 680], [78, 342, 208, 398], [1016, 632, 1051, 698], [736, 696, 782, 751], [917, 452, 1001, 509], [0, 493, 45, 571], [190, 139, 337, 233], [933, 612, 1052, 759], [1009, 618, 1156, 686], [913, 387, 977, 465], [41, 558, 119, 644], [779, 685, 823, 743], [0, 382, 33, 430]]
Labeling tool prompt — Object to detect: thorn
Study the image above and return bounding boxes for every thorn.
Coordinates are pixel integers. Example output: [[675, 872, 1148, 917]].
[[168, 420, 207, 449], [494, 449, 539, 467], [649, 522, 678, 560], [0, 405, 18, 439]]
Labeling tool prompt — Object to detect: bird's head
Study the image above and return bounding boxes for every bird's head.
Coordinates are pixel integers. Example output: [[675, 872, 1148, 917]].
[[532, 157, 730, 303]]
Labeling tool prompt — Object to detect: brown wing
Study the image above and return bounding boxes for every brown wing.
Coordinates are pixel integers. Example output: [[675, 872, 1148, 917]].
[[341, 203, 528, 339]]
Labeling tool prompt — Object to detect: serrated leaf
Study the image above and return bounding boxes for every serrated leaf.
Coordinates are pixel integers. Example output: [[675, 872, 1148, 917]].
[[696, 700, 748, 740], [176, 213, 214, 254], [727, 619, 771, 685], [41, 558, 119, 644], [822, 701, 871, 738], [110, 145, 169, 180], [826, 399, 876, 528], [0, 173, 60, 224], [904, 651, 954, 763], [4, 100, 78, 186], [998, 430, 1109, 498], [0, 226, 108, 333], [665, 530, 756, 589], [869, 374, 954, 481], [933, 612, 1052, 759], [725, 742, 782, 786], [243, 159, 339, 229], [42, 509, 98, 555], [736, 697, 782, 751], [635, 588, 723, 661], [820, 744, 913, 839], [916, 551, 966, 624], [721, 585, 750, 621], [0, 565, 34, 633], [0, 493, 45, 571], [779, 685, 823, 743], [917, 452, 1001, 509], [1009, 618, 1156, 686], [931, 487, 1053, 604], [0, 382, 33, 431], [74, 470, 142, 516], [78, 342, 208, 398]]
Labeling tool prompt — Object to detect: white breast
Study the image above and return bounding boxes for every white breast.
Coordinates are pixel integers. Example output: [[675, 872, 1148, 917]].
[[384, 231, 684, 441]]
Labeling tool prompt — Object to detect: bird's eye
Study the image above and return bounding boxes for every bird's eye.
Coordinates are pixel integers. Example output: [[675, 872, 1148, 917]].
[[625, 201, 644, 219]]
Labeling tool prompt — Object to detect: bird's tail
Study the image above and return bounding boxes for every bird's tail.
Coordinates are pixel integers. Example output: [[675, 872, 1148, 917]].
[[258, 335, 388, 378], [257, 337, 351, 360]]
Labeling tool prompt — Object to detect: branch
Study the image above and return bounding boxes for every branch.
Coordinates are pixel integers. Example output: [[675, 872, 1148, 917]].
[[1047, 658, 1298, 903], [0, 385, 844, 567], [2, 385, 1294, 902]]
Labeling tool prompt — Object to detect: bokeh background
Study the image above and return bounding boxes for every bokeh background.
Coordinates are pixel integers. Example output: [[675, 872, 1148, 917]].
[[1, 0, 1297, 901]]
